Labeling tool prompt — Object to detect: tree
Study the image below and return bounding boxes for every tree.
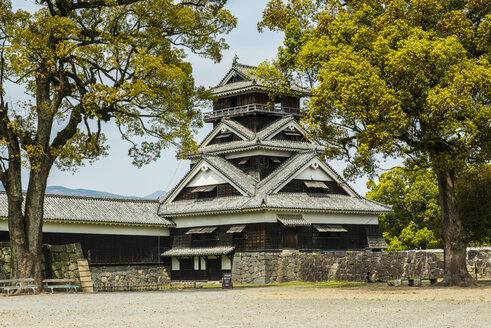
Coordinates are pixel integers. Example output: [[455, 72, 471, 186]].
[[366, 165, 491, 250], [0, 0, 236, 284], [456, 165, 491, 245], [258, 0, 490, 285], [366, 168, 441, 251]]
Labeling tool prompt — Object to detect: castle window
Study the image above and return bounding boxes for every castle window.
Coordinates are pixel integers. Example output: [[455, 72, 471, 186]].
[[313, 224, 347, 238], [191, 185, 217, 199], [186, 227, 219, 241], [304, 181, 329, 196], [227, 225, 248, 240]]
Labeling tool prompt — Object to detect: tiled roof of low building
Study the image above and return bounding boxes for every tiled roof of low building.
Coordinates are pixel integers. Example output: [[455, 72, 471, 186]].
[[161, 246, 235, 257], [0, 192, 174, 226]]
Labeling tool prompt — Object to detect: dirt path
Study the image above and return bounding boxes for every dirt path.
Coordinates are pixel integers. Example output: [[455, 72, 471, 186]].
[[1, 284, 490, 327]]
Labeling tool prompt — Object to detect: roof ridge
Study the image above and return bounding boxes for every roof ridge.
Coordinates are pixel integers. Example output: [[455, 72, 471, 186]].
[[256, 115, 295, 139], [203, 155, 258, 195], [233, 62, 257, 70], [258, 150, 316, 191]]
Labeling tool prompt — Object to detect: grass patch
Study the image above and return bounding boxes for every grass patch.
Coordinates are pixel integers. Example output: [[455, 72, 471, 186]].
[[200, 280, 365, 289]]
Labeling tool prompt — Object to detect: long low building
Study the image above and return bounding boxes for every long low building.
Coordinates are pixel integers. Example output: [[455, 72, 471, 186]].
[[0, 192, 174, 265]]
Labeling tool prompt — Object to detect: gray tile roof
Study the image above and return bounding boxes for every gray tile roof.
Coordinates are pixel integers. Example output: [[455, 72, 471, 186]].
[[365, 225, 387, 249], [258, 151, 317, 193], [223, 118, 255, 140], [194, 116, 321, 158], [159, 116, 392, 218], [203, 155, 257, 195], [0, 192, 174, 226], [264, 193, 391, 214], [198, 119, 255, 150], [277, 214, 310, 227], [196, 139, 323, 157], [256, 115, 297, 140], [212, 63, 309, 97], [161, 246, 235, 257]]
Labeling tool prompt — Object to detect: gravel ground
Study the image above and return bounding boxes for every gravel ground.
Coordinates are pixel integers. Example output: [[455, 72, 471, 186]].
[[1, 283, 490, 328]]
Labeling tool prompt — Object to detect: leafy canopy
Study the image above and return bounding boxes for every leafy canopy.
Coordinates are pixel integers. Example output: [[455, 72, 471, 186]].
[[366, 167, 441, 250], [0, 0, 237, 173], [258, 0, 490, 178], [366, 165, 491, 250]]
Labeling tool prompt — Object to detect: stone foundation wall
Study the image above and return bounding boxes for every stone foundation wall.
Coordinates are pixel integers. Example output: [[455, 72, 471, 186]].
[[0, 242, 11, 279], [45, 243, 84, 282], [0, 242, 84, 281], [90, 265, 171, 289], [232, 248, 491, 284]]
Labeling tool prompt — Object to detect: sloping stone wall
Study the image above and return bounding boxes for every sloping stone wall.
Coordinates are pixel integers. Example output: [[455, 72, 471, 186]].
[[45, 243, 84, 282], [0, 242, 84, 281], [232, 248, 491, 284], [90, 265, 171, 289]]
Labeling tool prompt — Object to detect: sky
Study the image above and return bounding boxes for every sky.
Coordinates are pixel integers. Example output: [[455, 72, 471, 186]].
[[9, 0, 381, 197]]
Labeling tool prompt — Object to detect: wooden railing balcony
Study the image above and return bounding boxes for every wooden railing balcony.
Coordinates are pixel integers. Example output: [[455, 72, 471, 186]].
[[203, 104, 300, 121]]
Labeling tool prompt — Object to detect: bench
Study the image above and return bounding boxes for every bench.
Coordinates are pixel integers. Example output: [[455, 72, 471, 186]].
[[42, 279, 79, 294], [0, 278, 38, 296], [389, 278, 439, 287]]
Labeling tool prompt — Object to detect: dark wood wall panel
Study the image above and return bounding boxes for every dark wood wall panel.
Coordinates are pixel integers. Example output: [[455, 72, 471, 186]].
[[279, 179, 349, 196], [41, 233, 170, 265], [174, 183, 241, 202]]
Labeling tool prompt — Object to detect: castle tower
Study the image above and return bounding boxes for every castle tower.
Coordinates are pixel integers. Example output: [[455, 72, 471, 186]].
[[158, 62, 390, 281]]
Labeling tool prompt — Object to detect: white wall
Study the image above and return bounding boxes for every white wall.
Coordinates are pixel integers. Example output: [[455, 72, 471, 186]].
[[188, 169, 226, 187], [173, 211, 378, 228], [294, 166, 333, 181], [0, 219, 169, 236], [221, 255, 232, 270]]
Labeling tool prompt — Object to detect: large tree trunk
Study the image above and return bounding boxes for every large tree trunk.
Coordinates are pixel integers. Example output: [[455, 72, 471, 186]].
[[436, 169, 475, 286]]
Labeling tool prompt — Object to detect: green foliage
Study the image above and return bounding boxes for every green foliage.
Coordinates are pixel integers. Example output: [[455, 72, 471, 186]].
[[367, 166, 491, 249], [366, 167, 441, 250], [456, 165, 491, 245], [258, 0, 490, 178], [0, 0, 237, 172]]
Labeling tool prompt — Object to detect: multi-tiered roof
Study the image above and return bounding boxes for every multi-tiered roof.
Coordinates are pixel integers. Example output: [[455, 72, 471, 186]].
[[158, 63, 391, 219]]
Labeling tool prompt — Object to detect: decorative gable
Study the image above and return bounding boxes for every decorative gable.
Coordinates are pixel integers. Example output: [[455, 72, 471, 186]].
[[273, 158, 356, 197], [200, 121, 251, 148], [165, 160, 249, 203], [260, 117, 309, 142], [218, 66, 252, 87]]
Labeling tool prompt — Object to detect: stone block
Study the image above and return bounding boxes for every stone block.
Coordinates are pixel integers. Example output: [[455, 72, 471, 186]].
[[68, 263, 78, 271], [60, 252, 69, 261]]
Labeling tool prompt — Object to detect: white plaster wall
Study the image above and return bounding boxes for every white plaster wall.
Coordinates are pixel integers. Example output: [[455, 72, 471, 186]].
[[0, 219, 169, 236], [304, 213, 379, 225], [200, 257, 206, 270], [221, 255, 231, 270], [172, 257, 180, 270], [294, 166, 333, 181], [194, 256, 200, 270], [187, 169, 226, 187], [173, 211, 378, 228]]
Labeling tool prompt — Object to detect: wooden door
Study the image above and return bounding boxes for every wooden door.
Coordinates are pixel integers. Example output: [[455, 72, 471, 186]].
[[206, 258, 221, 281], [282, 228, 298, 249]]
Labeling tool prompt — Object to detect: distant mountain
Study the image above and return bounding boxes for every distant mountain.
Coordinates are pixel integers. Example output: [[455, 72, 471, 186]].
[[45, 186, 142, 199], [144, 190, 166, 199], [43, 186, 165, 200]]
